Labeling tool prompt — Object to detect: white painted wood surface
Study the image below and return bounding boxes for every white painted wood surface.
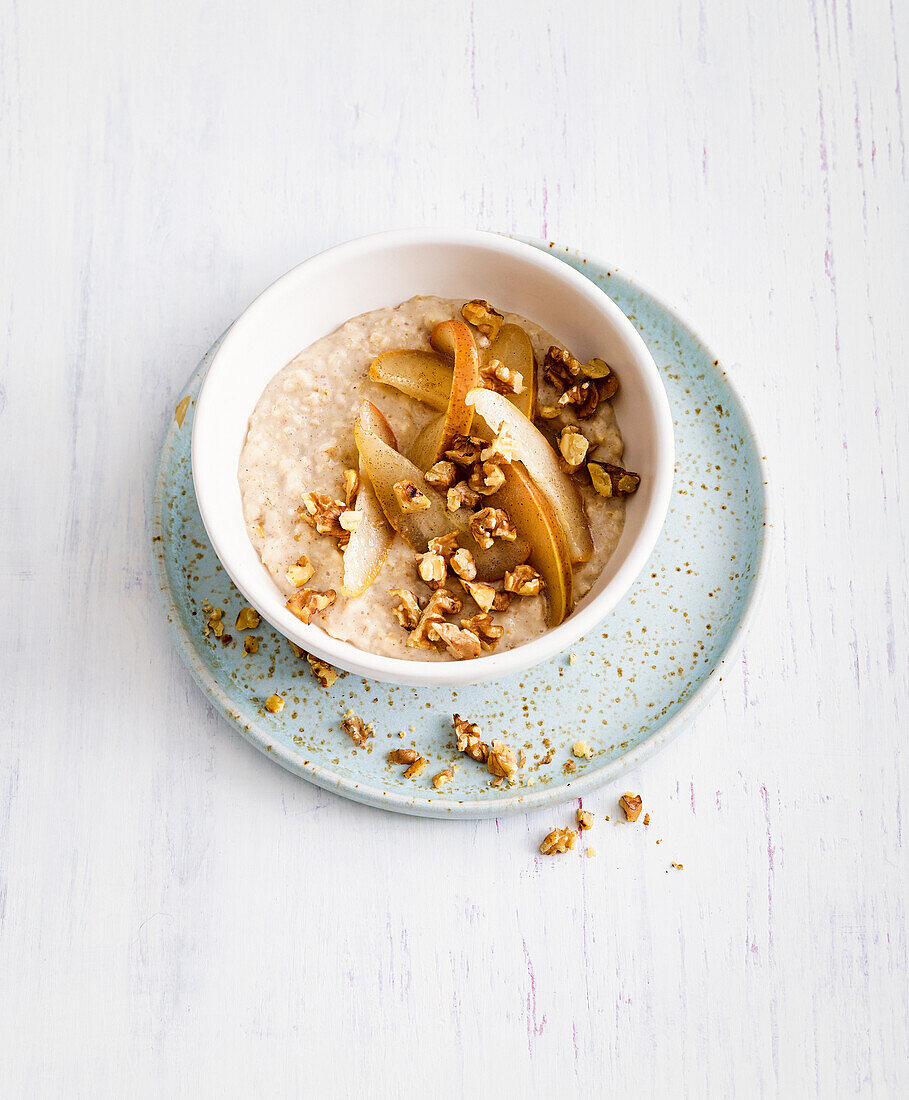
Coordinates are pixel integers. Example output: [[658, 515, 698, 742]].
[[2, 0, 906, 1095]]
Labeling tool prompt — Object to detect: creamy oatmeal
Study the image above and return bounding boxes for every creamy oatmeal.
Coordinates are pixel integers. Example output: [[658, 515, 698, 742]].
[[238, 296, 636, 661]]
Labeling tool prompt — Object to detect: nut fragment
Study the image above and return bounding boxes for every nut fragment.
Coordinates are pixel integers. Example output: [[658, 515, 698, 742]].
[[306, 653, 338, 688], [481, 358, 524, 395], [539, 405, 561, 420], [620, 791, 643, 822], [432, 767, 455, 789], [299, 492, 347, 539], [577, 808, 594, 830], [416, 550, 447, 588], [394, 480, 431, 513], [264, 693, 284, 714], [453, 714, 490, 763], [572, 741, 593, 760], [558, 380, 600, 419], [588, 462, 641, 498], [543, 346, 583, 390], [428, 532, 459, 560], [285, 587, 337, 624], [469, 507, 517, 550], [390, 587, 422, 630], [444, 435, 484, 467], [461, 298, 504, 339], [558, 425, 589, 469], [480, 431, 519, 464], [430, 621, 482, 660], [459, 578, 498, 612], [202, 603, 224, 638], [244, 636, 259, 655], [539, 827, 577, 855], [403, 756, 427, 779], [286, 555, 315, 587], [338, 510, 362, 533], [341, 711, 374, 747], [449, 547, 477, 581], [424, 460, 459, 490], [487, 739, 518, 780], [468, 460, 506, 497], [447, 481, 480, 512], [343, 468, 359, 507], [235, 606, 261, 631], [503, 564, 544, 596], [582, 357, 612, 380], [388, 747, 419, 765], [406, 588, 462, 649], [460, 612, 503, 651]]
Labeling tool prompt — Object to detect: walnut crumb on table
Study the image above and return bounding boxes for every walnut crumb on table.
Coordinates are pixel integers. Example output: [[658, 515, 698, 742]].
[[586, 847, 597, 859], [620, 792, 643, 822], [540, 828, 577, 855], [577, 809, 594, 830]]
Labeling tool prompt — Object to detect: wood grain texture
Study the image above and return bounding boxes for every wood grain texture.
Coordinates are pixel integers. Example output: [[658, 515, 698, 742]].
[[1, 0, 906, 1095]]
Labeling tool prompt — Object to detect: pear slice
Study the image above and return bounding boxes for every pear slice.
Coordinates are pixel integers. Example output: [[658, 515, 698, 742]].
[[466, 388, 594, 563], [489, 462, 573, 626], [418, 320, 480, 465], [354, 420, 529, 579], [342, 401, 398, 597], [484, 323, 537, 420], [369, 350, 451, 412]]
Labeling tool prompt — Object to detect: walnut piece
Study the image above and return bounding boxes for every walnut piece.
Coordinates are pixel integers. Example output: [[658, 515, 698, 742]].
[[469, 507, 517, 550], [481, 431, 519, 464], [468, 460, 506, 497], [394, 480, 431, 513], [461, 298, 504, 339], [432, 767, 455, 789], [244, 636, 259, 655], [341, 711, 374, 747], [447, 481, 480, 512], [388, 747, 419, 765], [339, 510, 361, 533], [449, 547, 477, 581], [540, 827, 577, 855], [431, 621, 482, 660], [559, 380, 600, 419], [460, 612, 503, 651], [444, 435, 484, 467], [265, 693, 284, 714], [416, 550, 447, 588], [286, 555, 315, 587], [481, 358, 524, 395], [538, 405, 561, 420], [390, 588, 423, 630], [424, 460, 459, 490], [572, 740, 593, 760], [453, 714, 489, 763], [299, 492, 347, 540], [428, 532, 459, 560], [588, 462, 641, 498], [306, 653, 338, 688], [503, 564, 544, 596], [620, 791, 643, 822], [460, 578, 498, 613], [286, 587, 337, 624], [202, 603, 224, 638], [558, 425, 589, 469], [577, 809, 594, 831], [403, 756, 427, 779], [406, 588, 461, 649], [543, 346, 583, 390], [343, 468, 359, 507], [235, 606, 261, 630], [487, 739, 518, 780], [544, 346, 617, 402]]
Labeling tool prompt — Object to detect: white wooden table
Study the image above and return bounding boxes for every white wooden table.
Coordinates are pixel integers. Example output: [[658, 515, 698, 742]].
[[2, 1, 907, 1095]]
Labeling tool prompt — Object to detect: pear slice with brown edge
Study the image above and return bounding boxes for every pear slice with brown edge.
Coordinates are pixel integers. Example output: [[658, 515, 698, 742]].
[[489, 462, 574, 626], [467, 388, 593, 564], [342, 400, 397, 597], [369, 350, 451, 412], [483, 323, 537, 420], [354, 419, 529, 580], [418, 319, 480, 464]]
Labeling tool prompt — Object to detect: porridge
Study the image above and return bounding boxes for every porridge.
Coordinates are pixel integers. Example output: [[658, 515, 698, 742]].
[[238, 296, 639, 661]]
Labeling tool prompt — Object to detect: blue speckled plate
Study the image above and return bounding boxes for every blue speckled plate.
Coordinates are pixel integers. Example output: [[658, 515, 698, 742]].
[[151, 241, 769, 818]]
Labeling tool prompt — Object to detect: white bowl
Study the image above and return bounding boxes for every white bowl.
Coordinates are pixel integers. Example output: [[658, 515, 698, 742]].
[[192, 229, 674, 687]]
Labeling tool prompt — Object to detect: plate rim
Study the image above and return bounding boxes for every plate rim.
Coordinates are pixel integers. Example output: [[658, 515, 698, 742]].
[[150, 239, 771, 819]]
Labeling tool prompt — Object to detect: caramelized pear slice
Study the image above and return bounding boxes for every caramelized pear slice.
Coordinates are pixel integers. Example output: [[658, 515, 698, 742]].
[[484, 323, 537, 420], [369, 350, 451, 412], [342, 401, 397, 597], [466, 388, 593, 563], [420, 320, 480, 464], [354, 421, 529, 580], [489, 462, 573, 626]]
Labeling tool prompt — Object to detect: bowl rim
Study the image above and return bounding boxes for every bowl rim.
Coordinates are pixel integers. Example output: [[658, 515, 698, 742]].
[[191, 228, 675, 686]]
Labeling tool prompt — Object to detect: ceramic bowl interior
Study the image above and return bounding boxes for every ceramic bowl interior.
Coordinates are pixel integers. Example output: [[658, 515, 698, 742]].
[[191, 230, 674, 686]]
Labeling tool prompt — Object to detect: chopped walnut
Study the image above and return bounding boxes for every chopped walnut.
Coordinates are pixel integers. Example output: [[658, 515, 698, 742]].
[[338, 510, 361, 532], [403, 756, 427, 779], [428, 532, 459, 560], [431, 621, 482, 660], [461, 298, 504, 339], [264, 693, 284, 714], [235, 606, 261, 630], [540, 827, 577, 855], [453, 714, 490, 763], [286, 555, 315, 587], [306, 653, 338, 688], [424, 460, 459, 490], [202, 603, 224, 638], [558, 425, 589, 469], [538, 405, 561, 420], [503, 564, 544, 596], [469, 507, 516, 549], [563, 760, 576, 774], [460, 578, 497, 612], [285, 587, 337, 624], [558, 380, 600, 419], [390, 588, 423, 630], [620, 792, 643, 822], [588, 462, 641, 498], [481, 358, 524, 395], [416, 550, 447, 588], [582, 357, 612, 381], [460, 612, 503, 651], [491, 589, 513, 611], [406, 588, 462, 649], [243, 636, 259, 655], [543, 346, 583, 390], [447, 481, 480, 512], [444, 435, 484, 467], [341, 711, 374, 747], [388, 747, 419, 765], [468, 460, 506, 497], [432, 767, 455, 789], [343, 468, 359, 507], [577, 809, 594, 830], [572, 741, 593, 760], [487, 739, 518, 780], [643, 812, 651, 826], [394, 480, 431, 513], [449, 547, 477, 581], [299, 492, 347, 539], [480, 431, 519, 464]]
